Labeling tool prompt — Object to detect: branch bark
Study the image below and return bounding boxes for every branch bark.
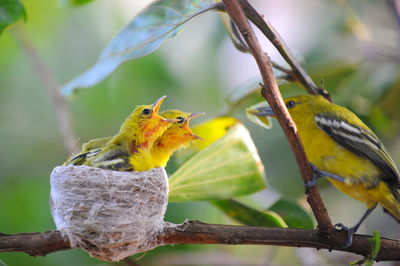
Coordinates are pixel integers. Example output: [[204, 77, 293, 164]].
[[0, 231, 70, 256], [1, 222, 400, 261], [221, 0, 333, 235]]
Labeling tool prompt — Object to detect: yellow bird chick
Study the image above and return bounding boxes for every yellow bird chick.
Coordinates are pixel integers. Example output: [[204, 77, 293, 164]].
[[81, 137, 112, 152], [130, 110, 204, 171], [249, 94, 400, 246], [66, 96, 177, 171]]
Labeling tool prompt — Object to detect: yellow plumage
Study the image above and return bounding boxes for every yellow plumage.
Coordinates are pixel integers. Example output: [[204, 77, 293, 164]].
[[66, 103, 202, 172], [248, 94, 400, 223], [130, 109, 203, 171], [65, 96, 176, 171], [286, 95, 400, 221], [80, 137, 112, 153]]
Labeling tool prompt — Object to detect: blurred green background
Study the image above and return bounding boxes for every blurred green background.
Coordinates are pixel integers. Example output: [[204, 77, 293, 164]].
[[1, 0, 400, 265]]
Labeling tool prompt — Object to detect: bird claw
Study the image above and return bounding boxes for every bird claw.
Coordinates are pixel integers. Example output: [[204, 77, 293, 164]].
[[303, 178, 317, 188], [335, 223, 354, 248], [303, 163, 321, 188]]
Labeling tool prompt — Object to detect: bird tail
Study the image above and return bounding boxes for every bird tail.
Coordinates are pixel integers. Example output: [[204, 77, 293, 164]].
[[379, 186, 400, 223]]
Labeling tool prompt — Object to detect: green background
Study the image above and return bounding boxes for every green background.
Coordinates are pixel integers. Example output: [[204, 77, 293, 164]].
[[1, 0, 400, 265]]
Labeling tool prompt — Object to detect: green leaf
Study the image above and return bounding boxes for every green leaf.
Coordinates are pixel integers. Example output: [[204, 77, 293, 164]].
[[61, 0, 219, 96], [63, 0, 94, 6], [351, 230, 380, 265], [174, 117, 239, 167], [212, 199, 287, 227], [169, 123, 266, 202], [369, 230, 381, 260], [268, 198, 314, 229], [0, 0, 27, 35]]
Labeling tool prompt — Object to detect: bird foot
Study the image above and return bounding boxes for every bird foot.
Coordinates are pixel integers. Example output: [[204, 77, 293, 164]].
[[304, 163, 346, 188], [303, 163, 321, 188], [335, 223, 355, 248]]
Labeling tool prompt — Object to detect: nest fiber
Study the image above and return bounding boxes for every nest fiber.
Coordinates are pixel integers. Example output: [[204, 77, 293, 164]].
[[50, 165, 169, 261]]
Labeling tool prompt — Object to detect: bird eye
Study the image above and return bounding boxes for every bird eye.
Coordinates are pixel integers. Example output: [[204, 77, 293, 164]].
[[141, 108, 151, 115], [177, 116, 185, 123], [286, 100, 296, 108]]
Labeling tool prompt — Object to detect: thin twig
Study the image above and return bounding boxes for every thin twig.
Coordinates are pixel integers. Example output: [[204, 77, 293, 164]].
[[12, 25, 77, 154], [387, 0, 400, 34], [237, 0, 331, 100], [226, 17, 299, 83], [1, 222, 400, 261]]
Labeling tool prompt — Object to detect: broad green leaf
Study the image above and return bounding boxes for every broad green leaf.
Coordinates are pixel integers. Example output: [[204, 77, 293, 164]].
[[212, 199, 287, 228], [61, 0, 220, 96], [175, 117, 239, 166], [268, 198, 314, 229], [169, 123, 266, 202], [0, 0, 26, 35]]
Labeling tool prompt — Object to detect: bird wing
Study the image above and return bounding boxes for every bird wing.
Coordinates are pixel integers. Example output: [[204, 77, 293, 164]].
[[314, 112, 400, 187], [66, 149, 102, 165]]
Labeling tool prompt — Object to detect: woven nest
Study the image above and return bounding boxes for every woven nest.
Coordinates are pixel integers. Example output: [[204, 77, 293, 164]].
[[50, 165, 169, 261]]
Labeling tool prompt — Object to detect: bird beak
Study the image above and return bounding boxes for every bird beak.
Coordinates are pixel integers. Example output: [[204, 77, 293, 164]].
[[247, 106, 275, 117], [184, 112, 205, 140], [246, 102, 274, 129], [151, 95, 179, 123], [152, 95, 166, 115]]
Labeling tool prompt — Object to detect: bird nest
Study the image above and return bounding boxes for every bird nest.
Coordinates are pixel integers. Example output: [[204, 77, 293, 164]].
[[50, 165, 169, 261]]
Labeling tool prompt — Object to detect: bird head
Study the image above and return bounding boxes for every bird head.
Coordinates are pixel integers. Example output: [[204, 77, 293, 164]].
[[247, 95, 324, 127], [120, 96, 178, 152], [157, 109, 204, 151]]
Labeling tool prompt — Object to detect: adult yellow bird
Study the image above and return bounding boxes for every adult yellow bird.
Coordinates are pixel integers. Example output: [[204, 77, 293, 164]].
[[248, 94, 400, 247], [130, 109, 203, 171], [65, 95, 177, 171]]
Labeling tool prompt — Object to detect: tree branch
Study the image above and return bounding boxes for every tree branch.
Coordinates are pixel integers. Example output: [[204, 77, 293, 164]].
[[221, 0, 333, 235], [12, 26, 77, 154], [1, 222, 400, 261], [237, 0, 328, 98], [0, 231, 70, 256]]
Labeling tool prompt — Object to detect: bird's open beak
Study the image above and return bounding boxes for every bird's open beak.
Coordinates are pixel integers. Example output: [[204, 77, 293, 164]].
[[152, 95, 166, 115], [151, 95, 179, 123], [246, 102, 274, 129], [247, 106, 275, 117], [184, 112, 205, 140]]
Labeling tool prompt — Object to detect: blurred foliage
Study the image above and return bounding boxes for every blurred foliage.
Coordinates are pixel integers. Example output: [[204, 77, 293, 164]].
[[212, 197, 313, 229], [268, 198, 314, 229], [63, 0, 94, 6], [61, 0, 217, 95], [0, 0, 26, 35], [1, 0, 400, 265], [169, 123, 266, 202], [212, 199, 288, 227]]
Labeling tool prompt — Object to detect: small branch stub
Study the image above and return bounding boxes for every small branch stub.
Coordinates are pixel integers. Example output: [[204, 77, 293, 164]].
[[50, 165, 170, 261]]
